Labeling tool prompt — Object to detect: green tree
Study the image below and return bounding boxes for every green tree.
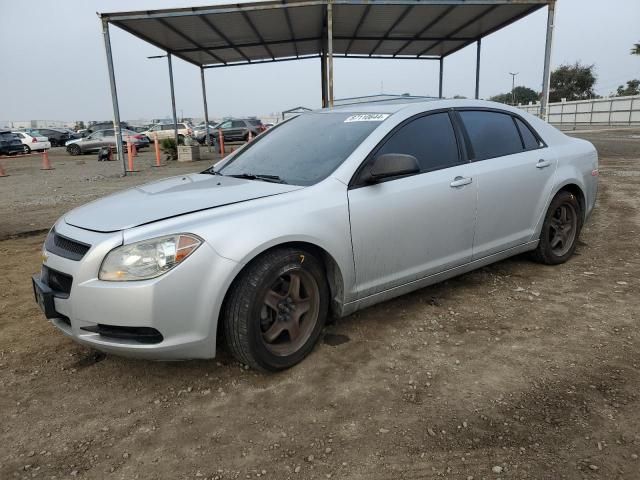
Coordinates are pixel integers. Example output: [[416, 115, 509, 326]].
[[616, 79, 640, 97], [549, 63, 597, 102], [632, 42, 640, 55], [489, 86, 539, 105]]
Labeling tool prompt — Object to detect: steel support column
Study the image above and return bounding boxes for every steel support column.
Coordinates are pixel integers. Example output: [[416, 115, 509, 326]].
[[540, 1, 556, 121], [200, 67, 210, 150], [101, 20, 125, 175], [321, 52, 327, 107], [167, 54, 179, 146], [326, 0, 334, 107], [475, 38, 481, 99], [438, 57, 443, 98]]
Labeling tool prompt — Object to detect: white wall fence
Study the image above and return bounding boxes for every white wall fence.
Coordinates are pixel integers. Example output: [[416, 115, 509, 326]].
[[517, 95, 640, 127]]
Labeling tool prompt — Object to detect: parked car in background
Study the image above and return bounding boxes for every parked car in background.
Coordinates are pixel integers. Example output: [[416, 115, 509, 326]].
[[0, 130, 24, 156], [193, 123, 219, 144], [36, 128, 79, 147], [210, 118, 266, 142], [142, 122, 193, 143], [32, 99, 598, 371], [13, 131, 51, 153], [65, 128, 149, 155], [86, 122, 130, 134]]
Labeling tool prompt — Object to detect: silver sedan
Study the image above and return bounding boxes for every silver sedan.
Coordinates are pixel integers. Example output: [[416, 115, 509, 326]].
[[33, 99, 598, 371]]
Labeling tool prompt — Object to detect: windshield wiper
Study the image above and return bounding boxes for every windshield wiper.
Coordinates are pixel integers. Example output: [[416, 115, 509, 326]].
[[202, 168, 224, 176], [227, 173, 287, 184]]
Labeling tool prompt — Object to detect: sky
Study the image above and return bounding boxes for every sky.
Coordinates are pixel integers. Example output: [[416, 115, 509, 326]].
[[0, 0, 638, 123]]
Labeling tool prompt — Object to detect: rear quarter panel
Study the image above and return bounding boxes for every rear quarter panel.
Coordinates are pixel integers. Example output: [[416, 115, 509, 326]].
[[529, 120, 598, 237]]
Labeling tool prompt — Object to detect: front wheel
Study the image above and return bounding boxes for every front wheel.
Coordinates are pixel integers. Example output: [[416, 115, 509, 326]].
[[67, 144, 81, 156], [532, 190, 582, 265], [222, 248, 329, 371], [23, 144, 31, 154]]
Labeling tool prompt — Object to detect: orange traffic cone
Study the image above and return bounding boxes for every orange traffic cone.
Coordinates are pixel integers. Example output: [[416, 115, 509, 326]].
[[0, 161, 8, 177], [40, 150, 54, 170], [152, 134, 165, 167], [125, 142, 138, 172], [218, 130, 225, 156]]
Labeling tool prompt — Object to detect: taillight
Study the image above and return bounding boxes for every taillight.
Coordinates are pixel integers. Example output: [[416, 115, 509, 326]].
[[134, 134, 143, 140], [188, 129, 193, 135], [32, 137, 38, 143]]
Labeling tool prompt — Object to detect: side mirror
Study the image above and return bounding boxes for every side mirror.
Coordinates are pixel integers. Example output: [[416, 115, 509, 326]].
[[366, 153, 420, 182]]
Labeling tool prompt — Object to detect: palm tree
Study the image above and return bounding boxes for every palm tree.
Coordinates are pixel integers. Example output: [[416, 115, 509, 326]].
[[632, 42, 640, 55]]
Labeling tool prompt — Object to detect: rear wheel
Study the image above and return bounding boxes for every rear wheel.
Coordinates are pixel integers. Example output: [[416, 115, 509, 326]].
[[532, 190, 581, 265], [67, 144, 81, 156], [223, 248, 329, 371]]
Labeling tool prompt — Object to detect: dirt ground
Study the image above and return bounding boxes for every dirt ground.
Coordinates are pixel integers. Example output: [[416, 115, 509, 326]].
[[0, 129, 639, 479]]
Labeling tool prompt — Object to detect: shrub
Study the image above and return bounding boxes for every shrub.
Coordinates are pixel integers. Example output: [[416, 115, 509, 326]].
[[160, 138, 177, 161]]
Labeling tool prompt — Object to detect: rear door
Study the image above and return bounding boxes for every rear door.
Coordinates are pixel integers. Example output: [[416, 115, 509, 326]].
[[457, 109, 557, 259], [347, 111, 477, 298], [230, 120, 246, 140], [217, 121, 232, 140]]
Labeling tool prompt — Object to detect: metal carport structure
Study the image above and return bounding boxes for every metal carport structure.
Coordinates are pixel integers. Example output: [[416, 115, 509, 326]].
[[99, 0, 556, 175]]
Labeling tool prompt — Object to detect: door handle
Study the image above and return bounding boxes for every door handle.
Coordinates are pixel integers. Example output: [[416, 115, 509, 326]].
[[450, 176, 472, 188], [536, 159, 552, 169]]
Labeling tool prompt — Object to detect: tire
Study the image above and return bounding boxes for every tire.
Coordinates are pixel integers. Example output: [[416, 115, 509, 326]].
[[532, 190, 582, 265], [67, 144, 81, 156], [23, 144, 31, 154], [223, 248, 329, 371]]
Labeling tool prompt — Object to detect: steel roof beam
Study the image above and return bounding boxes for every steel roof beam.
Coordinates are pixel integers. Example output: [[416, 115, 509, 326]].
[[368, 5, 414, 56], [170, 35, 475, 54], [110, 21, 201, 67], [240, 10, 276, 60], [199, 15, 251, 62], [417, 4, 499, 57], [392, 5, 456, 57], [100, 1, 552, 22], [441, 4, 544, 58], [203, 54, 320, 69], [345, 4, 371, 55], [156, 18, 226, 64], [282, 0, 300, 57]]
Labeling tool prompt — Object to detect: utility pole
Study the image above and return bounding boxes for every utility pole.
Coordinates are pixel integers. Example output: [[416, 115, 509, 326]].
[[509, 72, 519, 105]]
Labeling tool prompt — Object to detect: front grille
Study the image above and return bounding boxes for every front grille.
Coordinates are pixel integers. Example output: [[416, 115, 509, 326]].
[[45, 230, 91, 261], [42, 266, 73, 297]]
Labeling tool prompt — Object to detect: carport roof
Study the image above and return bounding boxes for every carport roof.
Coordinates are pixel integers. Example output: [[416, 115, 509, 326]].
[[100, 0, 551, 68]]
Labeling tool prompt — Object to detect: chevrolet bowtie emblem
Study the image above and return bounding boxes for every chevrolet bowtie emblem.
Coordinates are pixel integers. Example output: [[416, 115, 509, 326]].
[[42, 252, 48, 264]]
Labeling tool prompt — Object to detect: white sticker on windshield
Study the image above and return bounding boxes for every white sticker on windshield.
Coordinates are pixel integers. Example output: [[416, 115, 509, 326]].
[[344, 114, 390, 123]]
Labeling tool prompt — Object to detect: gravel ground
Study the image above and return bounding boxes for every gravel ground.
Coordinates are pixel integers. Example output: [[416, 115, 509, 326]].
[[0, 129, 639, 479]]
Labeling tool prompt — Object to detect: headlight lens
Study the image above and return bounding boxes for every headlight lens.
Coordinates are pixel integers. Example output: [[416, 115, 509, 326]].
[[99, 234, 201, 281]]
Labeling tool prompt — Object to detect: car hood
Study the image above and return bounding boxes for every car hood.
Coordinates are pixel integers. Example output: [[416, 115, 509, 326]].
[[64, 173, 302, 232]]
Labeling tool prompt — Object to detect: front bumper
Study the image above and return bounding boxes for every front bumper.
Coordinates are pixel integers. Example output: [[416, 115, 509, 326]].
[[36, 221, 239, 360]]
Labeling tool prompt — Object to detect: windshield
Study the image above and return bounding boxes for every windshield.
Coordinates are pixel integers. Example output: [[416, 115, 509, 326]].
[[217, 112, 384, 186]]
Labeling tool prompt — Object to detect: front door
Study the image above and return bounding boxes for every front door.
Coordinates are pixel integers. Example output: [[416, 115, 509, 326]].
[[348, 112, 477, 299]]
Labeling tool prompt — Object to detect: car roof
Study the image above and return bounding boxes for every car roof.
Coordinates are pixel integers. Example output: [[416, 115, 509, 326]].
[[324, 98, 527, 116]]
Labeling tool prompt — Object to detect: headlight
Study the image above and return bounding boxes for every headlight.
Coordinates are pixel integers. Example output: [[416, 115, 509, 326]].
[[99, 234, 201, 281]]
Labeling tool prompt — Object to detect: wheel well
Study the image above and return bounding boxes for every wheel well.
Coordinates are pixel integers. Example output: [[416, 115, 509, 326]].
[[558, 184, 586, 222], [217, 242, 345, 338]]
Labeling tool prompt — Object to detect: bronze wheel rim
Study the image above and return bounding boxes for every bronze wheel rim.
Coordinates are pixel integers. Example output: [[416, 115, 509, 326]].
[[549, 202, 578, 257], [259, 270, 320, 356]]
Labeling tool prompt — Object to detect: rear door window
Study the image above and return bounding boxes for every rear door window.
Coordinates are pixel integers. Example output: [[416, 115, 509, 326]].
[[373, 112, 461, 174], [514, 117, 541, 150], [231, 120, 245, 128], [459, 110, 524, 160]]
